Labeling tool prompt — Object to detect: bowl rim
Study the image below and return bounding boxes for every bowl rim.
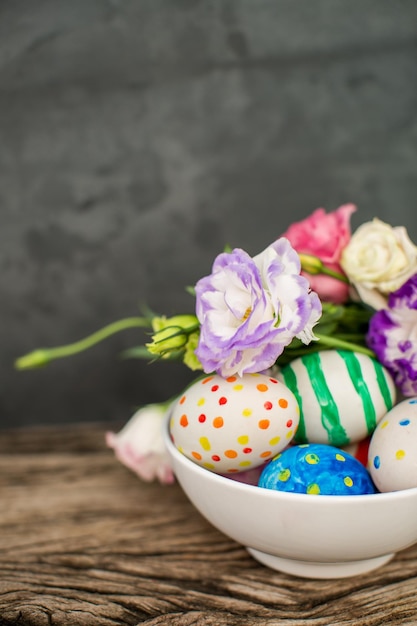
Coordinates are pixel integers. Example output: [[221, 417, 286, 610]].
[[163, 412, 417, 504]]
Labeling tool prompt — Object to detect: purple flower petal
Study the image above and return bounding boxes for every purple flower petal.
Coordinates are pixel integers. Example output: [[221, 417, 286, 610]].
[[367, 274, 417, 396], [195, 239, 322, 377]]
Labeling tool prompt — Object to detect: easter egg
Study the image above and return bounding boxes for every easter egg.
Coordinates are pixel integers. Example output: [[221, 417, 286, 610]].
[[368, 398, 417, 492], [278, 350, 396, 446], [342, 437, 371, 467], [170, 373, 299, 474], [258, 444, 376, 495]]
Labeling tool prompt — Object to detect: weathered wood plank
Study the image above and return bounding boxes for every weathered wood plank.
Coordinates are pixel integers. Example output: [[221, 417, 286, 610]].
[[1, 423, 417, 625]]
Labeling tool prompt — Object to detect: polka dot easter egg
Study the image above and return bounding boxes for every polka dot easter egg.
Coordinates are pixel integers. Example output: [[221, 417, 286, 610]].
[[170, 373, 299, 474], [258, 444, 376, 496], [278, 350, 396, 447], [369, 398, 417, 492]]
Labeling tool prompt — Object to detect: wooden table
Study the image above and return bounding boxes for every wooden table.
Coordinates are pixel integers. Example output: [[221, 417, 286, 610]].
[[1, 423, 417, 626]]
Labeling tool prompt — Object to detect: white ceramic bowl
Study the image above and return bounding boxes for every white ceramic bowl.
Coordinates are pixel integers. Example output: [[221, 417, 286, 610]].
[[164, 414, 417, 579]]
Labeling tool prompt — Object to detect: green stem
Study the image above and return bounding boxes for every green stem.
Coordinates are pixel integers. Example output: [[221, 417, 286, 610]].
[[315, 333, 375, 358], [319, 266, 350, 283], [50, 317, 152, 356], [15, 317, 152, 369], [299, 254, 349, 284]]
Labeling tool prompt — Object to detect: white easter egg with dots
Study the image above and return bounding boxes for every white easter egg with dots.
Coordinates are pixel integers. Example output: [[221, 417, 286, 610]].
[[368, 398, 417, 492], [169, 373, 299, 474]]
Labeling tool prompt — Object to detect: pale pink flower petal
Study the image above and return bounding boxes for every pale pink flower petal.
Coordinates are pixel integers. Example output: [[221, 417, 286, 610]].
[[282, 204, 356, 303], [106, 403, 175, 485]]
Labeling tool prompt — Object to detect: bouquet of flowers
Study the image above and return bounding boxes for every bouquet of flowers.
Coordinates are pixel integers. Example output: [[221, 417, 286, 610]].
[[16, 204, 417, 487]]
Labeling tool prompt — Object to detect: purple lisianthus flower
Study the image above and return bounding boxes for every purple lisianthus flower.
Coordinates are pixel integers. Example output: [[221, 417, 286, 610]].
[[194, 238, 322, 377], [367, 274, 417, 396]]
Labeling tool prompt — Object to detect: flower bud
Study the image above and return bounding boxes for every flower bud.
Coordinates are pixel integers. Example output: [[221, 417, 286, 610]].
[[146, 315, 198, 358], [15, 349, 50, 370], [299, 253, 324, 275]]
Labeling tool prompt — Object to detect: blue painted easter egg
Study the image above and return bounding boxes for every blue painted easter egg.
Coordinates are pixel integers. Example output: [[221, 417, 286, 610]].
[[258, 444, 376, 495], [278, 350, 396, 446]]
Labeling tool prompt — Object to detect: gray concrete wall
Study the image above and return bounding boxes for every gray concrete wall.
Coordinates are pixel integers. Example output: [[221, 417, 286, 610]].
[[1, 0, 417, 428]]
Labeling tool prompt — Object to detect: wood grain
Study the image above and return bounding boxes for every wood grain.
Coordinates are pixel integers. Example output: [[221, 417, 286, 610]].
[[1, 423, 417, 625]]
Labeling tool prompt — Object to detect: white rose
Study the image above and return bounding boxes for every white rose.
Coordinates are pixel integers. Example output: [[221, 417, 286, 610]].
[[340, 218, 417, 310], [106, 402, 174, 484]]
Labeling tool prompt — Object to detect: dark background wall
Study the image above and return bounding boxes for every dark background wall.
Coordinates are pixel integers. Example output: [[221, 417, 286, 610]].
[[1, 0, 417, 429]]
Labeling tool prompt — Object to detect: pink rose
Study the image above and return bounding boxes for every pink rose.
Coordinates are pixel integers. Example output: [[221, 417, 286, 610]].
[[282, 204, 356, 303], [106, 403, 175, 484]]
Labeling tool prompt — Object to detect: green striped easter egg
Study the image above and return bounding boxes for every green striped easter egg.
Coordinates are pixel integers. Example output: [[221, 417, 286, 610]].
[[278, 350, 396, 447]]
